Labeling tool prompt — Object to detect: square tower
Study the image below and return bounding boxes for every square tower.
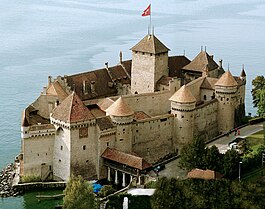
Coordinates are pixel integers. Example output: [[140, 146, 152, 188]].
[[131, 34, 170, 94]]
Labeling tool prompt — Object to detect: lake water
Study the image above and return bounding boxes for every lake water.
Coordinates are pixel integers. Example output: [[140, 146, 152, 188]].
[[1, 0, 265, 207]]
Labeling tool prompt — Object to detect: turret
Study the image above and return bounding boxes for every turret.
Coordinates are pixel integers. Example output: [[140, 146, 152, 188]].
[[215, 70, 238, 134], [240, 66, 246, 84], [106, 97, 134, 153], [130, 34, 170, 94], [170, 85, 196, 148], [21, 110, 30, 139]]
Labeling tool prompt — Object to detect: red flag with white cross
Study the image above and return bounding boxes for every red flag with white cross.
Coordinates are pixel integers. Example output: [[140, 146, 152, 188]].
[[142, 4, 151, 16]]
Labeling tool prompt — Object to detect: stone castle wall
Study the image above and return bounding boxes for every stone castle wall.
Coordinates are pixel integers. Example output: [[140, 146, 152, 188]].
[[23, 135, 54, 176], [132, 115, 174, 164], [193, 100, 219, 141]]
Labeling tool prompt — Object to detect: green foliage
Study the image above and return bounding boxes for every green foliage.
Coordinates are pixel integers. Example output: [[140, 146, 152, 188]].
[[129, 196, 151, 209], [204, 145, 224, 172], [151, 177, 265, 209], [179, 137, 243, 179], [107, 194, 125, 209], [151, 177, 186, 209], [179, 136, 207, 171], [242, 144, 265, 173], [223, 149, 241, 178], [63, 175, 97, 209], [252, 76, 265, 117], [98, 185, 116, 197], [144, 180, 157, 189], [20, 174, 41, 183]]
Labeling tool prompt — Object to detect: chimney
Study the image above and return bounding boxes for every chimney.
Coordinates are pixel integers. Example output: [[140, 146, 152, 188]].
[[83, 80, 88, 94], [91, 81, 96, 94], [210, 55, 214, 59], [48, 76, 52, 85], [119, 51, 122, 64], [42, 86, 47, 94], [219, 59, 223, 68], [105, 62, 108, 69]]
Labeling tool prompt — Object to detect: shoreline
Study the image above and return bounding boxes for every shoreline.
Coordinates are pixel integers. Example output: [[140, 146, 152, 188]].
[[0, 162, 22, 198]]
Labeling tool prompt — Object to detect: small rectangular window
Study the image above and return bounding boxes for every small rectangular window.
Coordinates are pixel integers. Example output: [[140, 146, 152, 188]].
[[61, 146, 63, 150]]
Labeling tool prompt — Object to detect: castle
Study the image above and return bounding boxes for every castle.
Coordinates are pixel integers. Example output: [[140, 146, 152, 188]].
[[20, 33, 246, 185]]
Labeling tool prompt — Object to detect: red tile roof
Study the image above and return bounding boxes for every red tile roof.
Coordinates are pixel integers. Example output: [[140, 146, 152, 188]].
[[187, 168, 224, 180], [215, 70, 238, 87], [183, 51, 218, 73], [96, 116, 115, 130], [157, 76, 172, 86], [101, 148, 152, 170], [131, 34, 169, 54], [22, 105, 50, 126], [51, 92, 94, 123], [66, 68, 117, 100], [97, 98, 114, 112], [106, 97, 134, 117], [108, 65, 130, 85], [168, 56, 191, 77], [134, 111, 150, 120], [170, 85, 196, 103], [46, 81, 69, 101], [201, 77, 218, 90]]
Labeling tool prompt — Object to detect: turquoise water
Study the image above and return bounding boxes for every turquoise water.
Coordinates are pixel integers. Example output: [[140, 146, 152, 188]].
[[1, 0, 265, 207], [0, 190, 63, 209]]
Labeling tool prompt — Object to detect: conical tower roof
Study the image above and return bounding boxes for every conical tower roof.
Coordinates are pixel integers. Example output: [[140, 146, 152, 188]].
[[169, 85, 196, 103], [106, 97, 134, 117], [240, 69, 246, 77], [183, 51, 218, 72], [215, 70, 238, 87], [21, 109, 29, 127], [130, 34, 169, 54], [52, 92, 94, 123]]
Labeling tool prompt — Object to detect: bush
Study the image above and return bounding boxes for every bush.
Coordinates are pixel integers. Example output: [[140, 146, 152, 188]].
[[20, 175, 41, 183], [249, 117, 265, 125], [98, 185, 116, 197], [145, 180, 157, 189]]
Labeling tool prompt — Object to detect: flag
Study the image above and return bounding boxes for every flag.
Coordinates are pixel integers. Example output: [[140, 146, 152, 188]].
[[142, 4, 151, 16]]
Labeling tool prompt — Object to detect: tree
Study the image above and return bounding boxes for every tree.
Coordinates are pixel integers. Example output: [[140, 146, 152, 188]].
[[151, 177, 186, 209], [204, 145, 224, 173], [252, 76, 265, 117], [223, 149, 241, 179], [63, 175, 97, 209], [179, 136, 207, 171]]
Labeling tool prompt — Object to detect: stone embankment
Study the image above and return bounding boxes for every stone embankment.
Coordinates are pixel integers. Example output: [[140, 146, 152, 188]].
[[0, 163, 21, 197]]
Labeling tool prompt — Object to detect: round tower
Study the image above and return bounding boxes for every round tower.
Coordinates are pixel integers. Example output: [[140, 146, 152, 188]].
[[239, 66, 246, 104], [170, 85, 196, 148], [106, 97, 134, 153], [215, 70, 238, 134], [21, 109, 30, 139]]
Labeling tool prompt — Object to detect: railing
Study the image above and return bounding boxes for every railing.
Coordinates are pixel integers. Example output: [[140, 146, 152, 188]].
[[104, 161, 138, 175]]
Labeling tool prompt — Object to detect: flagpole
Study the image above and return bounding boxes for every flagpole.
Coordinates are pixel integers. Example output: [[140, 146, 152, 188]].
[[149, 4, 152, 35]]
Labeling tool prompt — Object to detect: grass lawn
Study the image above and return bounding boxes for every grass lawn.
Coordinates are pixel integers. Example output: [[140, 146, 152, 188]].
[[245, 130, 264, 151], [242, 129, 265, 182], [242, 167, 265, 182]]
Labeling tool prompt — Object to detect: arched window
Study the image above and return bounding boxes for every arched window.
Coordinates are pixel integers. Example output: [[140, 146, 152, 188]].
[[204, 95, 207, 100]]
